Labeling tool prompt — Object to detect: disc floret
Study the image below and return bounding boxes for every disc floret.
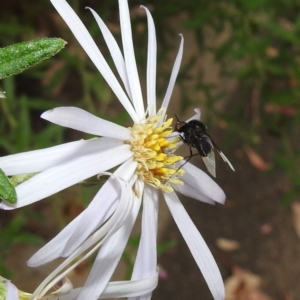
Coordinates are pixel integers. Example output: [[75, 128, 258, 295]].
[[128, 110, 184, 192]]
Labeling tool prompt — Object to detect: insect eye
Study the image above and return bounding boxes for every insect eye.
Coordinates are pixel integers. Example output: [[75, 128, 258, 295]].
[[174, 121, 186, 132]]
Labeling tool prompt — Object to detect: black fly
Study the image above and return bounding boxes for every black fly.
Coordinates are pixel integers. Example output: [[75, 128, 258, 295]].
[[174, 115, 235, 177]]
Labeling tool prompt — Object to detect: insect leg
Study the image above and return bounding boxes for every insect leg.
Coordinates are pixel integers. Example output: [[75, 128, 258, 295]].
[[164, 145, 197, 184]]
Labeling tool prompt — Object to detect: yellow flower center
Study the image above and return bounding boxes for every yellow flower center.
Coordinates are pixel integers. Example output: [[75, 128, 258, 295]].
[[128, 109, 184, 192]]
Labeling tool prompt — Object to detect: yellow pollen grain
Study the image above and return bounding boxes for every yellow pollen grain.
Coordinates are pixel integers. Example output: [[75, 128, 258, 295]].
[[144, 140, 158, 148], [153, 153, 167, 161], [158, 139, 170, 148], [148, 133, 159, 140], [152, 144, 162, 152], [160, 130, 173, 137], [162, 118, 173, 128], [169, 178, 184, 185], [148, 161, 164, 169], [165, 156, 183, 164]]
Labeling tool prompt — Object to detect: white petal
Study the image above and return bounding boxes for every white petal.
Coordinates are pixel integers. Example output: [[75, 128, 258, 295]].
[[174, 183, 215, 205], [129, 185, 159, 300], [57, 274, 159, 300], [72, 175, 135, 256], [87, 7, 131, 98], [41, 107, 131, 140], [1, 144, 132, 210], [161, 34, 184, 110], [0, 138, 119, 176], [50, 0, 138, 123], [186, 107, 201, 122], [51, 277, 73, 295], [141, 6, 157, 117], [100, 273, 159, 298], [118, 0, 144, 119], [164, 192, 225, 300], [77, 194, 142, 299], [132, 186, 158, 278], [61, 159, 137, 256], [174, 161, 226, 204]]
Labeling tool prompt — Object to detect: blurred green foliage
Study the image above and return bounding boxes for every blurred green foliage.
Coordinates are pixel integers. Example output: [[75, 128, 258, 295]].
[[1, 0, 300, 278], [0, 213, 42, 277]]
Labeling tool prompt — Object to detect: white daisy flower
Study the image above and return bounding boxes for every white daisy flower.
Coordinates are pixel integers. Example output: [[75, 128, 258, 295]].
[[0, 0, 226, 299]]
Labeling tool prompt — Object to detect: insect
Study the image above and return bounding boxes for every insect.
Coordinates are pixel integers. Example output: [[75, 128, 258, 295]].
[[174, 115, 235, 177]]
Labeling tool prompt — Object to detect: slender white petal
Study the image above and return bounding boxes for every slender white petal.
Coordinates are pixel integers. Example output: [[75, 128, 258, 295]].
[[62, 159, 137, 256], [51, 277, 73, 295], [0, 138, 116, 175], [41, 107, 131, 140], [99, 273, 159, 299], [164, 192, 225, 300], [174, 183, 215, 205], [118, 0, 145, 119], [1, 145, 132, 210], [174, 161, 226, 204], [77, 192, 142, 300], [186, 107, 201, 122], [63, 170, 135, 257], [87, 7, 131, 98], [141, 6, 157, 117], [50, 0, 138, 123], [57, 274, 159, 300], [129, 185, 158, 300], [161, 34, 184, 110]]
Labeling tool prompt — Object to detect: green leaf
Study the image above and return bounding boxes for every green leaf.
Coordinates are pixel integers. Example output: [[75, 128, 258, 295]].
[[0, 169, 17, 205], [0, 37, 67, 79]]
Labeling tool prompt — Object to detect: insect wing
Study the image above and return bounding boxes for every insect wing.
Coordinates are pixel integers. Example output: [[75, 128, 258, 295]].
[[210, 137, 235, 173], [218, 150, 235, 171], [202, 150, 216, 177], [193, 134, 216, 177]]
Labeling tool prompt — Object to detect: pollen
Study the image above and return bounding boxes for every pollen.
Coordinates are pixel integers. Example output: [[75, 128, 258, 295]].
[[127, 109, 184, 192]]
